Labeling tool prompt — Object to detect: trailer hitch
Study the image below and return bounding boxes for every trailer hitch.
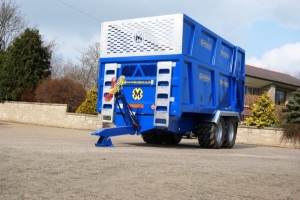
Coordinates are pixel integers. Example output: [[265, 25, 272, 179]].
[[92, 76, 141, 147]]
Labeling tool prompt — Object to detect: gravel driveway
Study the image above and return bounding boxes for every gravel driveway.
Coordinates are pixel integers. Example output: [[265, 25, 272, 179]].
[[1, 122, 300, 199]]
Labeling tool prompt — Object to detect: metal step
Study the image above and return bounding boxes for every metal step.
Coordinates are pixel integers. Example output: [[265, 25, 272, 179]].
[[101, 63, 118, 123], [154, 61, 173, 126], [156, 99, 169, 107]]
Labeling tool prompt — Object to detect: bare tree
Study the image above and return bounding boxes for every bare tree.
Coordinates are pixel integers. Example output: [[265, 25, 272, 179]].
[[50, 55, 67, 79], [50, 54, 82, 80], [284, 69, 300, 80], [76, 42, 100, 90], [44, 36, 59, 54], [49, 42, 100, 90], [0, 0, 27, 50], [293, 70, 300, 80], [64, 63, 83, 81]]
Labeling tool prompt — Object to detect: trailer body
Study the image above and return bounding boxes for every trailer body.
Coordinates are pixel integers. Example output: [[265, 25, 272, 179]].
[[92, 14, 245, 148]]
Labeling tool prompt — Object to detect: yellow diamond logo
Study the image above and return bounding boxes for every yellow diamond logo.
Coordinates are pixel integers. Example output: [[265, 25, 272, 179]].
[[132, 88, 143, 100]]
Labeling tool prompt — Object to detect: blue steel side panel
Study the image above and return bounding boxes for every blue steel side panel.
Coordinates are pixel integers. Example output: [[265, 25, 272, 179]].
[[218, 74, 230, 109], [181, 62, 193, 105], [197, 65, 214, 106], [219, 42, 234, 72], [235, 47, 245, 113], [198, 31, 217, 65], [182, 19, 195, 56]]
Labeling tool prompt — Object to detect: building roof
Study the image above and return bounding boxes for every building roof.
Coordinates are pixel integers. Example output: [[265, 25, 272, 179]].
[[246, 65, 300, 87]]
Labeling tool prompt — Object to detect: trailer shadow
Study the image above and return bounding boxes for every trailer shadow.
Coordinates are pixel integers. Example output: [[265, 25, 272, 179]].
[[122, 142, 256, 149]]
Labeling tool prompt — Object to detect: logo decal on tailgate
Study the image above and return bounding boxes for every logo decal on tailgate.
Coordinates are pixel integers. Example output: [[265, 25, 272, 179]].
[[132, 88, 143, 100]]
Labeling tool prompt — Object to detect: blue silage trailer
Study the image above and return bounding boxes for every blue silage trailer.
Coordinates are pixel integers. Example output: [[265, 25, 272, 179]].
[[92, 14, 245, 148]]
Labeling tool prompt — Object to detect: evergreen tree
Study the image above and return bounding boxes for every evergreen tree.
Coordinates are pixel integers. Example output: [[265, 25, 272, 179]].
[[0, 50, 13, 99], [282, 88, 300, 123], [245, 91, 280, 128], [76, 87, 97, 115], [280, 88, 300, 143], [0, 28, 51, 100]]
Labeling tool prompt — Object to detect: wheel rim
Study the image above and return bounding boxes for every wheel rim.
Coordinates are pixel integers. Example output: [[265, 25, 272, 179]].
[[228, 122, 234, 142], [216, 121, 223, 142]]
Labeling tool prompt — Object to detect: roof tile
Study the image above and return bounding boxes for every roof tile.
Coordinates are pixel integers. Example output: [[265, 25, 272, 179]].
[[246, 65, 300, 87]]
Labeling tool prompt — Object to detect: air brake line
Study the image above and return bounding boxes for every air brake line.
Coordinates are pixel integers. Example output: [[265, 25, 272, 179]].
[[115, 92, 141, 131], [106, 76, 141, 131]]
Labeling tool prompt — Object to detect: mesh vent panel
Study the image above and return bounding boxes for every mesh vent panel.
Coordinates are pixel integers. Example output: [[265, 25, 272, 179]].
[[100, 14, 183, 58]]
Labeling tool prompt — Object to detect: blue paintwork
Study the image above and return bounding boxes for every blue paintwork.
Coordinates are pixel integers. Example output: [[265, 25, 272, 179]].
[[92, 14, 245, 146], [92, 126, 136, 147]]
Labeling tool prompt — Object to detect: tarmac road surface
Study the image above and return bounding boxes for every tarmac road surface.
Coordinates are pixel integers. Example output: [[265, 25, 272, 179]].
[[0, 122, 300, 200]]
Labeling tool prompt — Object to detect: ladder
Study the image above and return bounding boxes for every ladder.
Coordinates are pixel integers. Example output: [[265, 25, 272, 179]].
[[154, 61, 173, 126], [101, 63, 118, 123]]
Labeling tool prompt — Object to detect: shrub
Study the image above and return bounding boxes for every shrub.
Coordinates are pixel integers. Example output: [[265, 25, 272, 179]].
[[280, 88, 300, 143], [19, 88, 36, 102], [76, 87, 97, 115], [35, 78, 86, 112], [245, 92, 280, 128]]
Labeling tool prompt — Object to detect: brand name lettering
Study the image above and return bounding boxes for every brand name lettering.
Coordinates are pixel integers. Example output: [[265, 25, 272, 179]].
[[221, 50, 229, 59], [199, 73, 210, 82], [200, 39, 212, 50], [220, 80, 229, 87]]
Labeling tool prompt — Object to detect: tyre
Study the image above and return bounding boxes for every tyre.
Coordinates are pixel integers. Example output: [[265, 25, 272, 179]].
[[141, 131, 150, 143], [222, 118, 237, 148], [197, 118, 225, 149], [142, 130, 181, 145], [156, 131, 168, 144], [165, 133, 182, 144], [141, 130, 161, 144]]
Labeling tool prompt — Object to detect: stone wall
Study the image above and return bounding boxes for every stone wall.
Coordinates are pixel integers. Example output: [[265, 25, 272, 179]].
[[236, 125, 300, 148], [0, 101, 102, 130], [1, 101, 299, 148]]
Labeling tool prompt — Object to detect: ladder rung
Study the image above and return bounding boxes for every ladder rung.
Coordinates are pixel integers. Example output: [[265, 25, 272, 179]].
[[157, 86, 170, 93], [155, 111, 168, 119], [157, 76, 171, 81], [156, 99, 169, 106]]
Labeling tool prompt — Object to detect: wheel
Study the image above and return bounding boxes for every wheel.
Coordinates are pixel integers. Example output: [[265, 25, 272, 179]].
[[222, 118, 237, 148], [197, 118, 225, 149], [141, 131, 150, 143], [156, 131, 168, 144], [142, 130, 181, 145], [141, 130, 162, 144], [165, 133, 182, 144]]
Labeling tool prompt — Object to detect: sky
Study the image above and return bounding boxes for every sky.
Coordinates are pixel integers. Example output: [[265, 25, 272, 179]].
[[14, 0, 300, 74]]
